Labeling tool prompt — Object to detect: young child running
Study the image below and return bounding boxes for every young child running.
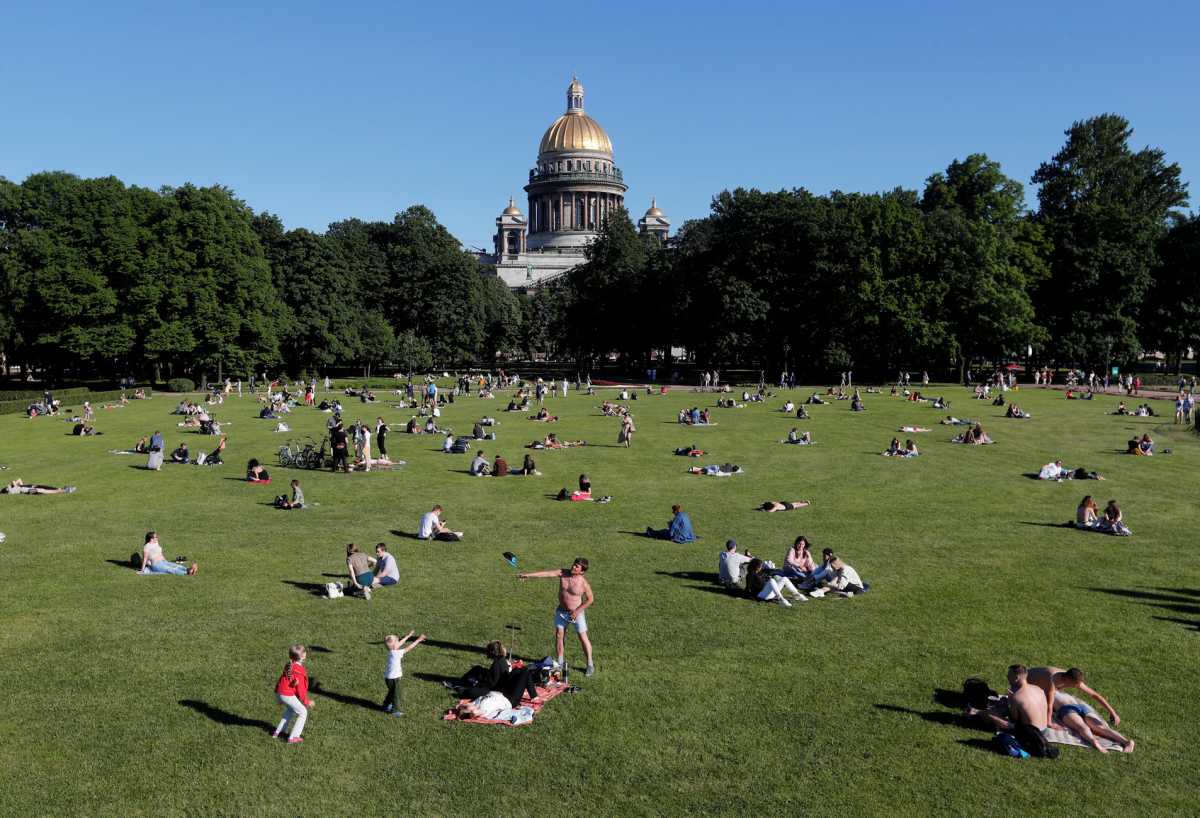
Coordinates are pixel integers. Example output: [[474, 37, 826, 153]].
[[382, 631, 427, 717], [272, 644, 313, 743]]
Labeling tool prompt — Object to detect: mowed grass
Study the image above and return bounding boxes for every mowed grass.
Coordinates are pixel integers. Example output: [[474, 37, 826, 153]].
[[0, 382, 1197, 817]]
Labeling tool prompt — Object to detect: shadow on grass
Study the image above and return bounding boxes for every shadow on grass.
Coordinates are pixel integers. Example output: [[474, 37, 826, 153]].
[[420, 638, 488, 655], [281, 579, 326, 597], [686, 583, 738, 597], [1152, 616, 1200, 632], [390, 530, 423, 540], [656, 570, 717, 583], [313, 683, 379, 712], [873, 702, 965, 728], [179, 699, 274, 732], [1017, 521, 1073, 528], [105, 559, 135, 570], [413, 671, 465, 689], [1086, 587, 1200, 621]]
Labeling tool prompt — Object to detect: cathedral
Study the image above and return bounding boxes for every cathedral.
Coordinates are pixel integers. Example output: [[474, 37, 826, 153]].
[[480, 77, 669, 289]]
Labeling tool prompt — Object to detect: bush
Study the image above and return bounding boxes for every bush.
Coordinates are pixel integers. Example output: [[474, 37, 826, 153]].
[[165, 378, 196, 393]]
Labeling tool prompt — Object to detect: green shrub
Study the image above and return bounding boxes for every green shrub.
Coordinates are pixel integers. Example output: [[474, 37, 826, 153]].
[[165, 378, 196, 393]]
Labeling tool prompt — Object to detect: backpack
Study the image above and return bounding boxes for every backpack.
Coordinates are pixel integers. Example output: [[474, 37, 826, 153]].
[[130, 551, 143, 570], [556, 488, 570, 501], [274, 495, 289, 508], [962, 677, 998, 710], [1012, 723, 1059, 759]]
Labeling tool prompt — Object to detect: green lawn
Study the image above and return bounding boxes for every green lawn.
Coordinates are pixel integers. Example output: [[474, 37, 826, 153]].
[[0, 382, 1196, 817]]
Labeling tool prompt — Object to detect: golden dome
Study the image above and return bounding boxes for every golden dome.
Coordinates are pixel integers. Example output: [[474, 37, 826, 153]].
[[644, 197, 664, 218], [502, 197, 522, 215], [539, 113, 613, 155], [568, 75, 584, 95]]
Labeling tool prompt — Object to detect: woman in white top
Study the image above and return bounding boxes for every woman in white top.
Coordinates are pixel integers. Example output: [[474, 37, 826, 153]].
[[141, 531, 197, 575]]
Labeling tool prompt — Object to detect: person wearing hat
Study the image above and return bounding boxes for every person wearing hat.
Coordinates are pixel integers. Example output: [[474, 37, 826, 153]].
[[718, 540, 753, 589]]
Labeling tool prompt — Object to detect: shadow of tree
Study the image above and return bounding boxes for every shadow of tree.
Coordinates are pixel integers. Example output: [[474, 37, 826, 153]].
[[281, 580, 326, 597]]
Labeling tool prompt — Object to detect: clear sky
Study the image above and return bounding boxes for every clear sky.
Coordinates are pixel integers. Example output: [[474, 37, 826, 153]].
[[3, 1, 1196, 250]]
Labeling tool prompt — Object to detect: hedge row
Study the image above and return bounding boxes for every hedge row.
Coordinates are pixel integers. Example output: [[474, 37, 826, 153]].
[[0, 386, 92, 402], [0, 388, 150, 416]]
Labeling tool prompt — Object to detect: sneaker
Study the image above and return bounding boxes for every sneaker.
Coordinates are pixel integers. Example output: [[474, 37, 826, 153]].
[[792, 593, 808, 602], [270, 730, 281, 739], [584, 664, 595, 677], [777, 596, 792, 607], [382, 704, 394, 713], [287, 737, 304, 744], [363, 587, 371, 601], [64, 486, 77, 494], [390, 710, 405, 718]]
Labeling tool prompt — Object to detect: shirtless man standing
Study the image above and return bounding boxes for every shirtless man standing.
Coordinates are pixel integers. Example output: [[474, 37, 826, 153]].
[[965, 664, 1048, 731], [519, 558, 595, 676]]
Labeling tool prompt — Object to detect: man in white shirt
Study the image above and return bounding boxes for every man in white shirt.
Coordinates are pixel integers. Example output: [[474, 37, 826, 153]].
[[417, 504, 463, 541], [469, 451, 491, 476], [1038, 459, 1069, 480], [373, 543, 400, 586], [718, 540, 753, 588]]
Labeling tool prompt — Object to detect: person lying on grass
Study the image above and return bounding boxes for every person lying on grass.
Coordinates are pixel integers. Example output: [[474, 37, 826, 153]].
[[140, 531, 197, 575], [646, 504, 695, 543], [2, 479, 76, 495], [759, 500, 811, 513], [782, 428, 813, 445], [417, 504, 464, 541], [930, 396, 949, 409], [805, 392, 826, 405], [72, 422, 100, 436], [687, 463, 744, 476], [674, 445, 706, 457], [940, 416, 973, 426], [527, 433, 585, 449], [1027, 666, 1127, 744], [898, 425, 931, 433]]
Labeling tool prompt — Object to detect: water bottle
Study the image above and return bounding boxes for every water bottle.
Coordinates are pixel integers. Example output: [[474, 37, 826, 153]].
[[562, 660, 570, 685]]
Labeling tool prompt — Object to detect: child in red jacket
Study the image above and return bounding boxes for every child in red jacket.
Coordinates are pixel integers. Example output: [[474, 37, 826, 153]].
[[272, 644, 313, 743]]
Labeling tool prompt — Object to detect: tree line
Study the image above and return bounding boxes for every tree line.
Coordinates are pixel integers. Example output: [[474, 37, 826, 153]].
[[551, 113, 1196, 379], [0, 113, 1195, 384]]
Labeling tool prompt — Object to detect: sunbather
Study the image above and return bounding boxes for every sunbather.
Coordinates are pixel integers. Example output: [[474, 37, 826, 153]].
[[2, 479, 76, 495], [1026, 666, 1125, 744], [1075, 496, 1100, 529], [687, 463, 744, 476], [759, 500, 810, 513]]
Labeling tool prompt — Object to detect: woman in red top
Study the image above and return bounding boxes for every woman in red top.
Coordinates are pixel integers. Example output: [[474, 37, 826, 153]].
[[272, 644, 313, 743]]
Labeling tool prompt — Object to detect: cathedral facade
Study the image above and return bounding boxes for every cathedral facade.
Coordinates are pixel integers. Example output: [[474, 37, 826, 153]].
[[481, 77, 668, 289]]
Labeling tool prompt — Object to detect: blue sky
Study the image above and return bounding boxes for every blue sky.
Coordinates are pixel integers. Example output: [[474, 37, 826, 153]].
[[3, 1, 1196, 250]]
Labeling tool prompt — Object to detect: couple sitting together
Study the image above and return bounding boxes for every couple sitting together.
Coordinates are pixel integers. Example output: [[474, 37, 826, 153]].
[[470, 451, 539, 477], [881, 438, 919, 457], [1075, 496, 1131, 536], [344, 542, 400, 599], [718, 537, 865, 607], [1126, 434, 1154, 456], [1005, 404, 1031, 419], [951, 423, 993, 444]]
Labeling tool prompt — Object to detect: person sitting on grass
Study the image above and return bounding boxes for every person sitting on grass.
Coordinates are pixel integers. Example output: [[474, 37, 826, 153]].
[[570, 473, 591, 500], [1075, 496, 1100, 529], [1099, 500, 1132, 536], [492, 453, 509, 476], [139, 531, 198, 575], [276, 479, 305, 509], [952, 423, 992, 444], [132, 436, 150, 454], [424, 417, 440, 435], [345, 543, 375, 600], [417, 504, 464, 541], [1112, 401, 1130, 416], [759, 499, 810, 513], [529, 407, 558, 422], [1005, 403, 1030, 418], [900, 439, 920, 457], [515, 454, 540, 476], [469, 451, 492, 476], [1138, 433, 1154, 455], [169, 442, 189, 463], [783, 428, 813, 445], [964, 664, 1050, 735], [782, 400, 795, 413], [809, 556, 865, 596], [646, 504, 695, 543], [372, 542, 399, 587], [881, 437, 901, 456], [795, 405, 810, 419], [3, 479, 76, 495], [72, 422, 100, 436], [744, 559, 807, 606], [850, 395, 866, 412], [246, 459, 271, 483], [718, 540, 754, 589], [782, 535, 816, 579]]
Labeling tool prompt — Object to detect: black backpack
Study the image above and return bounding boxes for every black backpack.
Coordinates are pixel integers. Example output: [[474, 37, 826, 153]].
[[962, 677, 998, 710], [556, 488, 570, 501], [130, 552, 143, 570], [1013, 723, 1060, 759]]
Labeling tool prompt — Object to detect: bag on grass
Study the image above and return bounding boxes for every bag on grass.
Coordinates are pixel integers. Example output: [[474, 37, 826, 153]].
[[962, 677, 997, 710], [1012, 723, 1059, 759], [130, 551, 143, 570], [556, 488, 570, 501]]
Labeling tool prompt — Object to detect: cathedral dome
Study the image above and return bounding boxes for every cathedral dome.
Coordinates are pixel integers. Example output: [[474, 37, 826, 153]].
[[537, 76, 613, 156], [502, 197, 522, 216]]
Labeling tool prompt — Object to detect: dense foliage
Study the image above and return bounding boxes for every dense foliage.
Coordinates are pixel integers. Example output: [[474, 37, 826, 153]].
[[0, 114, 1193, 382]]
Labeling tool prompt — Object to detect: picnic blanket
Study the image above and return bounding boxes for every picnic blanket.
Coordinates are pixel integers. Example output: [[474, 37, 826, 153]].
[[441, 681, 569, 727], [1044, 725, 1122, 752]]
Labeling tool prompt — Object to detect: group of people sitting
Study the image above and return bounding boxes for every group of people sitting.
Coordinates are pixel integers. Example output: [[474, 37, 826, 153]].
[[1004, 403, 1031, 419], [468, 450, 540, 477], [1124, 433, 1156, 456], [446, 640, 543, 724], [718, 537, 865, 606], [1112, 401, 1156, 417], [881, 438, 920, 457], [678, 407, 714, 425], [951, 423, 993, 444], [782, 428, 813, 445], [1075, 496, 1131, 536], [529, 408, 558, 422]]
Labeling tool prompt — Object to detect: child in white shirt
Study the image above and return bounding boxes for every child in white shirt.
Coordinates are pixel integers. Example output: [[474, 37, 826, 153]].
[[382, 631, 426, 716]]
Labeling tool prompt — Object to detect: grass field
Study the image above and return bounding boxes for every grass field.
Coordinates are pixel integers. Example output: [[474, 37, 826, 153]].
[[0, 381, 1197, 817]]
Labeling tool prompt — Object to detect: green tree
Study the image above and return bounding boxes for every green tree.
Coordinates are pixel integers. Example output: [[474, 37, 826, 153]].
[[1032, 114, 1188, 366], [1145, 214, 1200, 373]]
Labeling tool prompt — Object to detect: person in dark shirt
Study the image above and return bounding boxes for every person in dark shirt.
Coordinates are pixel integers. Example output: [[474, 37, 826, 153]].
[[330, 423, 350, 473]]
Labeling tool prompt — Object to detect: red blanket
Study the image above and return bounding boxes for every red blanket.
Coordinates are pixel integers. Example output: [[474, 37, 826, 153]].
[[441, 681, 568, 726]]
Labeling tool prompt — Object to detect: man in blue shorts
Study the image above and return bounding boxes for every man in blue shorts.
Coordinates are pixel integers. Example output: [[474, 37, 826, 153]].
[[519, 558, 595, 676]]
